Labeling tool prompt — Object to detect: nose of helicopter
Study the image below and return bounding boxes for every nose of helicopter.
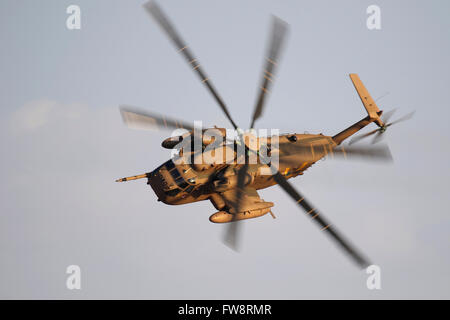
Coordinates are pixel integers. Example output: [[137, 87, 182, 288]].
[[147, 169, 169, 202]]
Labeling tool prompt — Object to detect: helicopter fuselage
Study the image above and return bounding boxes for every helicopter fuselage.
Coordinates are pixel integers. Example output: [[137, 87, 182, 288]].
[[147, 132, 336, 206]]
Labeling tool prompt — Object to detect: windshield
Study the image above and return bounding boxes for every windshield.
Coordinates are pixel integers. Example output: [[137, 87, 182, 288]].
[[163, 160, 194, 195]]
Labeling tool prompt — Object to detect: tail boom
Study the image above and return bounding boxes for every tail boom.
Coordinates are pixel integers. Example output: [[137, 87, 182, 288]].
[[332, 115, 377, 145]]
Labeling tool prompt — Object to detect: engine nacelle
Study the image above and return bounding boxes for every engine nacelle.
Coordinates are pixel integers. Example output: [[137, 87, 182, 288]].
[[161, 136, 183, 149], [162, 128, 226, 150]]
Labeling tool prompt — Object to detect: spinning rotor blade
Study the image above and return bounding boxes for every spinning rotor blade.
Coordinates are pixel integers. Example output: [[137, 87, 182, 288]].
[[223, 16, 287, 248], [223, 160, 249, 251], [350, 109, 415, 145], [371, 130, 383, 144], [369, 109, 396, 144], [120, 105, 194, 131], [381, 108, 397, 124], [331, 144, 393, 162], [387, 111, 415, 127], [349, 129, 379, 145], [271, 170, 370, 269], [250, 16, 289, 129], [373, 111, 415, 143], [223, 146, 372, 268], [223, 16, 289, 247], [144, 1, 238, 129], [287, 144, 393, 162]]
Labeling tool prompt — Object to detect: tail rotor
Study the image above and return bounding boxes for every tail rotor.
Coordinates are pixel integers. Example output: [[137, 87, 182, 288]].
[[350, 109, 415, 145]]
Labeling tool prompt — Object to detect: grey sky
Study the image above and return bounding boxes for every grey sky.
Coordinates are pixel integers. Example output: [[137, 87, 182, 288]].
[[0, 0, 449, 299]]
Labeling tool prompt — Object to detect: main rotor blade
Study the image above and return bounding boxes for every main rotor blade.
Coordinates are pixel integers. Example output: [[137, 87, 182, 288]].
[[349, 128, 379, 145], [284, 144, 393, 162], [331, 145, 393, 162], [144, 1, 238, 129], [223, 161, 249, 251], [250, 16, 289, 129], [120, 105, 194, 131], [271, 170, 370, 268]]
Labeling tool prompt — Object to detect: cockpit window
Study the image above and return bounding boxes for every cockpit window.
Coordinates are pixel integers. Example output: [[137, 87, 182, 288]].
[[170, 169, 181, 179], [166, 188, 180, 197], [165, 160, 175, 171], [162, 160, 196, 194], [175, 177, 189, 189]]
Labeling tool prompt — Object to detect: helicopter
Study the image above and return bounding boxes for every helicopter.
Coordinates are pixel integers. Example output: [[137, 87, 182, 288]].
[[116, 1, 414, 268]]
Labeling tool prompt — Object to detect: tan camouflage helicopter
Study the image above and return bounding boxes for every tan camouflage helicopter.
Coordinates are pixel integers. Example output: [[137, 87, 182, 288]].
[[116, 1, 414, 268]]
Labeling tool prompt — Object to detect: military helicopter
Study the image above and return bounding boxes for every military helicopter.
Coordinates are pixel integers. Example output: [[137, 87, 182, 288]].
[[116, 1, 413, 268]]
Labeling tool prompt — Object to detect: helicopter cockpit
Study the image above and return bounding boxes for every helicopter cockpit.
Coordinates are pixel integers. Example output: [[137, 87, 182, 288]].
[[157, 159, 196, 197]]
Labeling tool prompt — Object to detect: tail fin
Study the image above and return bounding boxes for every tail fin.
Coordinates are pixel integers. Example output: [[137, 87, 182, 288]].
[[332, 74, 384, 145], [349, 74, 384, 127]]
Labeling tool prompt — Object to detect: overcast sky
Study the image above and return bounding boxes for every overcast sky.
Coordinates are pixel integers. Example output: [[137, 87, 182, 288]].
[[1, 0, 449, 299]]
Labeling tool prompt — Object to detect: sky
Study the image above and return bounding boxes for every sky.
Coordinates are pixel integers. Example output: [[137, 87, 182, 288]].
[[0, 0, 449, 299]]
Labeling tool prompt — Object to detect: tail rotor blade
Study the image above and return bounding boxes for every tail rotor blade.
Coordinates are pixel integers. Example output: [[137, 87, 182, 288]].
[[350, 110, 414, 145], [381, 108, 397, 124], [371, 130, 383, 144], [387, 111, 415, 127], [349, 128, 379, 145]]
